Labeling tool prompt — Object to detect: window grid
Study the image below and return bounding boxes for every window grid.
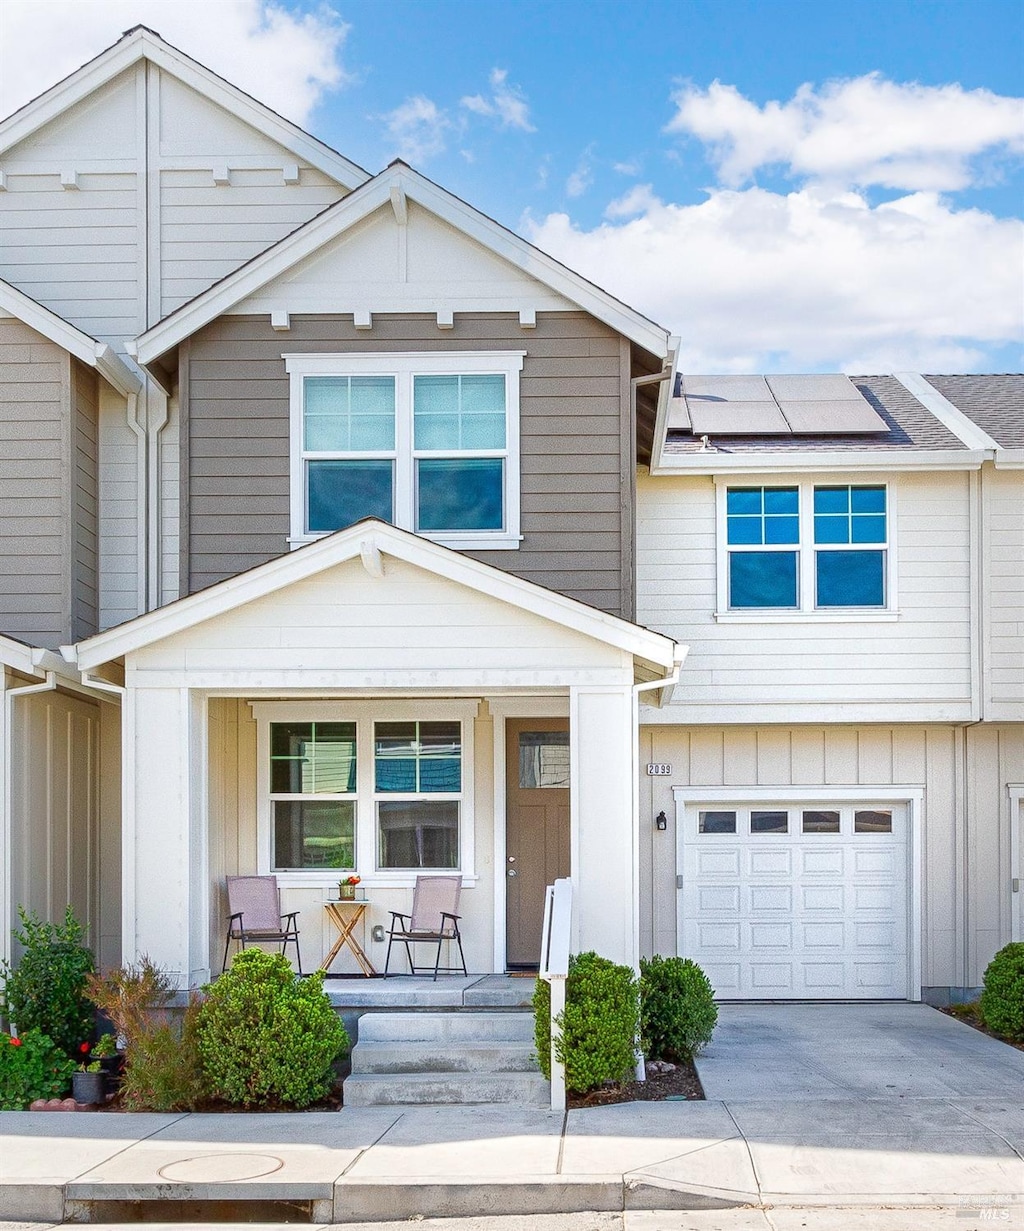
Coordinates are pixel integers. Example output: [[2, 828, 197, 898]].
[[287, 353, 523, 546], [719, 480, 892, 614]]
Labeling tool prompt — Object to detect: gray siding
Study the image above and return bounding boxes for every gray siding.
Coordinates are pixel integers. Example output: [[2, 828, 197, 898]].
[[0, 318, 68, 647], [184, 312, 633, 617], [71, 358, 99, 639]]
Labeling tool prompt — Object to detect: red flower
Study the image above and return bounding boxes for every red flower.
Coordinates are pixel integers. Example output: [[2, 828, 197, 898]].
[[9, 1037, 21, 1047], [79, 1042, 91, 1054]]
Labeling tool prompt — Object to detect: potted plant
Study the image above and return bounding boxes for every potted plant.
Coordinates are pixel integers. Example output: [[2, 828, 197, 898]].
[[71, 1043, 106, 1104], [91, 1032, 121, 1092], [338, 875, 361, 901]]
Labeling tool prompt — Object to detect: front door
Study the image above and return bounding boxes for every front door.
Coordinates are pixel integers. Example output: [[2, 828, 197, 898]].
[[505, 719, 570, 968]]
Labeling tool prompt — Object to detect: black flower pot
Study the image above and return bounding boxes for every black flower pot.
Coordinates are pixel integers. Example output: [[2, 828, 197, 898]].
[[72, 1070, 106, 1104]]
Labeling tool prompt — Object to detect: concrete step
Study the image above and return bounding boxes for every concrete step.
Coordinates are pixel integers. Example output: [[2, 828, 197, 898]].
[[351, 1039, 539, 1074], [357, 1010, 534, 1043], [343, 1070, 550, 1107]]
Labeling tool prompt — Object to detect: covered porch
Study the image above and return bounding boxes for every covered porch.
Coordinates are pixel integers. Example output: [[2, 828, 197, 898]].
[[71, 521, 680, 989]]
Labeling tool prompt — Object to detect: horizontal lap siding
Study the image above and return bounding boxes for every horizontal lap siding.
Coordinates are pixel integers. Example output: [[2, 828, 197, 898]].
[[986, 467, 1024, 714], [185, 313, 628, 615], [0, 320, 68, 647], [72, 359, 99, 639], [636, 469, 974, 720]]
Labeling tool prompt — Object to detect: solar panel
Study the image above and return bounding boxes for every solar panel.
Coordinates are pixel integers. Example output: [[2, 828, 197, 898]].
[[688, 400, 791, 434], [674, 372, 891, 437], [777, 398, 889, 434]]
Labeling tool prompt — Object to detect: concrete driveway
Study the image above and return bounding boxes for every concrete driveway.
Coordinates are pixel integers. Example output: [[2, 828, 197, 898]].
[[694, 1002, 1024, 1100]]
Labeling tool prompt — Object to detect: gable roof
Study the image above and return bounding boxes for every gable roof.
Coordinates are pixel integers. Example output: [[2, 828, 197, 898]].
[[133, 162, 670, 364], [0, 277, 141, 396], [0, 25, 369, 190], [70, 518, 680, 673]]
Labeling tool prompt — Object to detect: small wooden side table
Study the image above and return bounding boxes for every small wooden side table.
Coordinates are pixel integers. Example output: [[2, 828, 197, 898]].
[[321, 900, 377, 977]]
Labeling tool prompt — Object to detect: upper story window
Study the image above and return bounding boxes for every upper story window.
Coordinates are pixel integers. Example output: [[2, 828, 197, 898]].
[[721, 481, 890, 614], [285, 352, 524, 550]]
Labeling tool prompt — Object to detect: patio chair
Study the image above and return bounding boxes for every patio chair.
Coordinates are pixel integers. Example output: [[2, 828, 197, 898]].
[[222, 875, 302, 974], [384, 875, 467, 980]]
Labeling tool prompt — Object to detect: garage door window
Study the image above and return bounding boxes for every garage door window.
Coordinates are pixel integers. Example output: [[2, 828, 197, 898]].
[[802, 810, 840, 833], [855, 809, 893, 833]]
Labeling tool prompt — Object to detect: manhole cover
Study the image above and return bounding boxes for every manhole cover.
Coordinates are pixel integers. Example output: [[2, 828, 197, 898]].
[[158, 1153, 285, 1183]]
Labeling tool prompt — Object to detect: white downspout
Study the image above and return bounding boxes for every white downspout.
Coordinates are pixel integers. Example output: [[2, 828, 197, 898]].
[[628, 647, 688, 1081], [125, 391, 149, 616], [2, 671, 58, 970]]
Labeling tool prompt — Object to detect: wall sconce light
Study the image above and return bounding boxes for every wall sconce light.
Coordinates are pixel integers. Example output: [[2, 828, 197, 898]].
[[370, 924, 386, 943], [655, 811, 668, 831]]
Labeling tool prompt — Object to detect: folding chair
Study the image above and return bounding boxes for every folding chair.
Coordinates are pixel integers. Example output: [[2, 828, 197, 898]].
[[222, 875, 302, 974], [384, 875, 467, 980]]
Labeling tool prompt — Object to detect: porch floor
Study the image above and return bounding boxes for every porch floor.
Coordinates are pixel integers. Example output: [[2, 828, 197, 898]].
[[323, 973, 535, 1009]]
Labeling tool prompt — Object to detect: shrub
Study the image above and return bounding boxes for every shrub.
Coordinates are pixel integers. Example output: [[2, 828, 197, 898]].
[[640, 955, 718, 1062], [980, 942, 1024, 1041], [533, 951, 639, 1095], [197, 950, 348, 1108], [86, 957, 204, 1111], [0, 906, 95, 1058], [0, 1029, 76, 1109]]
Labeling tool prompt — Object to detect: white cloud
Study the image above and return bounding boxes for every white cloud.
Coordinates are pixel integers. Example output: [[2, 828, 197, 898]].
[[461, 68, 535, 132], [605, 184, 660, 219], [526, 186, 1024, 372], [0, 0, 350, 126], [381, 95, 449, 164], [667, 75, 1024, 191], [565, 146, 595, 198], [613, 159, 642, 176]]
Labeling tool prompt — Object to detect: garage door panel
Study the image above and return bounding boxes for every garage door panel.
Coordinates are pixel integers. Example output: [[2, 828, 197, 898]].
[[679, 800, 909, 1000]]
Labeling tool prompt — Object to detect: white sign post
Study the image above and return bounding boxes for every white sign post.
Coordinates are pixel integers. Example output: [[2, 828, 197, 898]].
[[538, 877, 572, 1113]]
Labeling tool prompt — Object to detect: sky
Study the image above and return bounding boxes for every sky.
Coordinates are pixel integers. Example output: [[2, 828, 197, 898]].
[[1, 0, 1022, 374]]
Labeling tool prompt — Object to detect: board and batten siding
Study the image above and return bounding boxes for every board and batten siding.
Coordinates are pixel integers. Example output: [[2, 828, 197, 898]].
[[182, 312, 634, 618], [984, 466, 1024, 719], [636, 468, 975, 723], [638, 722, 1024, 995], [0, 318, 70, 648]]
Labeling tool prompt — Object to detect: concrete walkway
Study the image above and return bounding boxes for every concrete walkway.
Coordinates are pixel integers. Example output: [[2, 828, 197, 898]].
[[1, 1005, 1021, 1224]]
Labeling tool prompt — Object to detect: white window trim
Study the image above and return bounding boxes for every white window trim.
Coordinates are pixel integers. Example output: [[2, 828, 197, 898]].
[[672, 783, 924, 1001], [284, 351, 525, 551], [1010, 784, 1024, 943], [713, 474, 899, 621], [252, 699, 478, 889]]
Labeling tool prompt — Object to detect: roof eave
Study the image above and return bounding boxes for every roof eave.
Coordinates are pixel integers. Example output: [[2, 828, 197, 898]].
[[649, 448, 988, 475]]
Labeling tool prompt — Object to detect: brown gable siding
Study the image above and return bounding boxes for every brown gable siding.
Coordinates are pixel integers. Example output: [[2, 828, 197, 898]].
[[0, 318, 69, 648], [183, 312, 634, 617]]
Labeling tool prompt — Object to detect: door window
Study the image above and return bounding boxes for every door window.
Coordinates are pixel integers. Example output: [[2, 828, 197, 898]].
[[518, 731, 570, 789]]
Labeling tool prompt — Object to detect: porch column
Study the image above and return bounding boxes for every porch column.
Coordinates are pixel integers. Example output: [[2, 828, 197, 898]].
[[569, 684, 638, 968], [123, 685, 209, 987]]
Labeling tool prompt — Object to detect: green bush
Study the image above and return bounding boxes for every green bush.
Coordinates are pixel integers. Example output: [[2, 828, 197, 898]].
[[533, 951, 639, 1095], [198, 950, 348, 1108], [0, 907, 95, 1058], [0, 1028, 76, 1109], [980, 942, 1024, 1041], [86, 957, 204, 1112], [640, 955, 718, 1061]]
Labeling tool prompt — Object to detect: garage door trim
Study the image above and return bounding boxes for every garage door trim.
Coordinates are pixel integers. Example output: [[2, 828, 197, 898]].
[[673, 783, 923, 1001]]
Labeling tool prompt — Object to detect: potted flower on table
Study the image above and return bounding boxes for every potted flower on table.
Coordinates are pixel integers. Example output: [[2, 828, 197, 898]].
[[338, 875, 361, 901]]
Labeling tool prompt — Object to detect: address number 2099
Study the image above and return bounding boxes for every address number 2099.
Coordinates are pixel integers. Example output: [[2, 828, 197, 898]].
[[646, 763, 673, 776]]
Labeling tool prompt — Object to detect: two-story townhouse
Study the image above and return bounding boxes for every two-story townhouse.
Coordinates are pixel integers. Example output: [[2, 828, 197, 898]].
[[0, 29, 682, 984], [637, 371, 1024, 1003], [0, 30, 1019, 1004]]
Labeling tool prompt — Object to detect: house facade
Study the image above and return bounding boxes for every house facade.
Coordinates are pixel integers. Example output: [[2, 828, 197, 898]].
[[0, 29, 1020, 1001]]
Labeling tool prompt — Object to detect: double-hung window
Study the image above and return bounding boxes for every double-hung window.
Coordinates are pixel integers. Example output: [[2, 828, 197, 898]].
[[286, 352, 524, 549], [256, 703, 475, 885], [720, 480, 891, 614]]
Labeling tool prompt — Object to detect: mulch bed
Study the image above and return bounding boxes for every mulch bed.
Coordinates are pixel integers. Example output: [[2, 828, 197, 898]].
[[940, 1003, 1024, 1053], [568, 1059, 704, 1108]]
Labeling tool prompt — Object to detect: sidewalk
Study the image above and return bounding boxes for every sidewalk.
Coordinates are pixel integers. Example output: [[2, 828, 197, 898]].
[[2, 1095, 1023, 1224]]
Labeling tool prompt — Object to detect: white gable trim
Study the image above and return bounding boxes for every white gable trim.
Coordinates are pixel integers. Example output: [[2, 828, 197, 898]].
[[0, 278, 141, 396], [0, 27, 369, 191], [134, 164, 670, 364], [893, 373, 1003, 452], [71, 519, 678, 671]]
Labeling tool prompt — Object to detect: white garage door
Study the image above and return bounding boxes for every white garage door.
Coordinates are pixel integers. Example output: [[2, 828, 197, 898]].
[[677, 801, 909, 999]]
